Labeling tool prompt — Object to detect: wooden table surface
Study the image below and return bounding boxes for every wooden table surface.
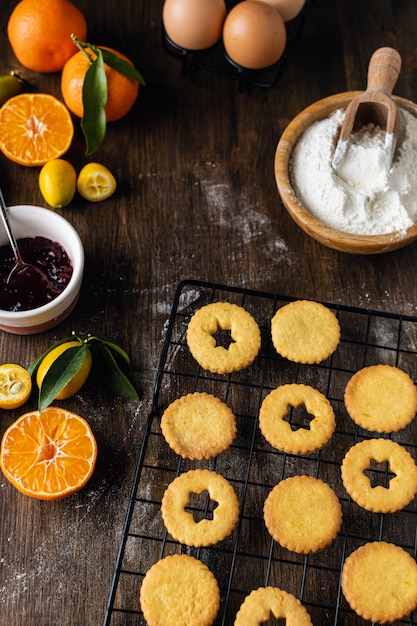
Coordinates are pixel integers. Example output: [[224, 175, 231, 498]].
[[2, 1, 417, 624]]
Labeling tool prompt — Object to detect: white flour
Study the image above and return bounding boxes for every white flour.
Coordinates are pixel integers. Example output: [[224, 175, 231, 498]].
[[290, 107, 417, 235]]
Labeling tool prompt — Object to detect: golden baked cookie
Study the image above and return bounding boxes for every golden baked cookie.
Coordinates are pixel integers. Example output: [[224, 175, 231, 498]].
[[186, 301, 261, 373], [160, 392, 237, 460], [161, 469, 240, 547], [234, 586, 313, 625], [344, 364, 417, 433], [259, 383, 336, 454], [341, 438, 417, 513], [341, 541, 417, 623], [271, 299, 340, 364], [140, 554, 220, 626], [263, 475, 342, 554]]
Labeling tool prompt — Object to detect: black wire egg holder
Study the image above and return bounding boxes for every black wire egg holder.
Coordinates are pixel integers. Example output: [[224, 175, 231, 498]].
[[162, 0, 313, 90]]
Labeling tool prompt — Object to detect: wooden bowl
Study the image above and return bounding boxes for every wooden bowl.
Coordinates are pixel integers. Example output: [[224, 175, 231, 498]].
[[275, 91, 417, 254]]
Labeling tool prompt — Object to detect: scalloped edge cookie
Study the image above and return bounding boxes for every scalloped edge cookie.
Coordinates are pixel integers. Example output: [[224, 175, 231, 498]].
[[161, 392, 237, 460], [140, 554, 220, 626], [342, 542, 417, 623], [271, 300, 340, 364], [161, 469, 240, 547], [263, 475, 342, 554], [341, 438, 417, 513], [186, 301, 261, 373], [234, 586, 313, 625], [344, 364, 417, 433], [259, 383, 336, 454]]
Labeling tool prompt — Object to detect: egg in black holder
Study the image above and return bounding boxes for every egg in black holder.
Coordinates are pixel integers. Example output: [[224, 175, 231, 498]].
[[162, 27, 287, 91], [161, 0, 312, 91]]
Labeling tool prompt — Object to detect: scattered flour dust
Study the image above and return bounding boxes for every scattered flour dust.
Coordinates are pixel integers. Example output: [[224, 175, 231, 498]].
[[290, 107, 417, 235]]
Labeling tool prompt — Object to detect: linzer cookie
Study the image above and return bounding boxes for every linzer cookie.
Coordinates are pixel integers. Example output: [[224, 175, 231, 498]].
[[186, 301, 261, 373], [342, 542, 417, 623], [160, 392, 237, 460], [263, 475, 342, 554], [140, 554, 220, 626], [259, 383, 336, 454], [344, 364, 417, 432], [234, 586, 313, 625], [161, 469, 240, 547], [341, 438, 417, 513], [271, 299, 340, 364]]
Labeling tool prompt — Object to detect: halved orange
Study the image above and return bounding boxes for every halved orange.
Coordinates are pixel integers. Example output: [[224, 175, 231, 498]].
[[0, 363, 32, 409], [0, 406, 97, 500], [0, 93, 74, 166]]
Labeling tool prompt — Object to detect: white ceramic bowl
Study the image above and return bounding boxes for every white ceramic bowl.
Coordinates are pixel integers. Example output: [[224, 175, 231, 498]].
[[0, 205, 84, 334]]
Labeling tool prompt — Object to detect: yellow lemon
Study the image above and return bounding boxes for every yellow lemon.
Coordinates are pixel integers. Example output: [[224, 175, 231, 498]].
[[39, 158, 77, 208], [36, 340, 92, 400], [0, 363, 32, 409], [77, 162, 117, 202]]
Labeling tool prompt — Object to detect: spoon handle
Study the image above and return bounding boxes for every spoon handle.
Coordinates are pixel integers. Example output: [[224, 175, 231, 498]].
[[0, 187, 23, 264]]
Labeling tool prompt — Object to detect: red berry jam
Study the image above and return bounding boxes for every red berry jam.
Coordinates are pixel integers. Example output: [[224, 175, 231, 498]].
[[0, 236, 73, 312]]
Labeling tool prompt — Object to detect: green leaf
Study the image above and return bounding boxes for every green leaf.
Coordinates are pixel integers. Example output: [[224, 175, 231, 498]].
[[81, 51, 107, 156], [99, 48, 146, 85], [38, 345, 89, 413], [93, 343, 138, 400], [28, 336, 78, 376], [88, 336, 131, 364]]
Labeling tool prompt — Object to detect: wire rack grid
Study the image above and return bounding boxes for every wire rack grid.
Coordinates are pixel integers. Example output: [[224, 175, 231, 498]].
[[103, 279, 417, 626]]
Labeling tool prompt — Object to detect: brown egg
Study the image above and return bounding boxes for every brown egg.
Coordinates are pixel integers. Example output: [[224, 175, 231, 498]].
[[223, 0, 287, 70], [264, 0, 305, 22], [162, 0, 227, 51]]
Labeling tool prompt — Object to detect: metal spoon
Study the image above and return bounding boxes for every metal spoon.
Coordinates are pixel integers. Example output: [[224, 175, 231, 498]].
[[0, 187, 50, 285]]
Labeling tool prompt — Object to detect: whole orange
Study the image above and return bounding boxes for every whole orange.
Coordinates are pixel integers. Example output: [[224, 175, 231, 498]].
[[7, 0, 87, 73], [61, 46, 140, 122]]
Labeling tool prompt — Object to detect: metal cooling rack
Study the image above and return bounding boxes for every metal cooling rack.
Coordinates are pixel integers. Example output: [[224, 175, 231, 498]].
[[103, 279, 417, 626]]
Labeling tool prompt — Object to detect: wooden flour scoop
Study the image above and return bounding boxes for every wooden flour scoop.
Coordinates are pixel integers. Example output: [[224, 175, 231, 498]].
[[332, 47, 402, 171]]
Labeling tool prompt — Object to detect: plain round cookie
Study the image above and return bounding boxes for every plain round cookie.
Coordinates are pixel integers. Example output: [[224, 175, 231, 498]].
[[259, 383, 336, 454], [161, 392, 237, 460], [341, 438, 417, 513], [344, 364, 417, 432], [234, 586, 313, 625], [263, 475, 342, 554], [271, 300, 340, 364], [140, 554, 220, 626], [342, 542, 417, 623], [161, 469, 240, 546], [186, 301, 261, 373]]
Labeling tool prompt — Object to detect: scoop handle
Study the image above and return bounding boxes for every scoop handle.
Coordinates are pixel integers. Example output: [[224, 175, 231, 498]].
[[367, 47, 401, 95]]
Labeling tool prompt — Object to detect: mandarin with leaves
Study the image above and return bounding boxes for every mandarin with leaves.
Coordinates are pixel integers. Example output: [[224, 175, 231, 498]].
[[7, 0, 87, 73], [36, 340, 93, 400], [29, 334, 139, 413], [61, 46, 140, 122]]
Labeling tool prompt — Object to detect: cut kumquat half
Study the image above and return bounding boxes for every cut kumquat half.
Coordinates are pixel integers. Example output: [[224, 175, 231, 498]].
[[77, 162, 117, 202], [0, 406, 97, 500], [0, 93, 74, 166], [0, 363, 32, 409]]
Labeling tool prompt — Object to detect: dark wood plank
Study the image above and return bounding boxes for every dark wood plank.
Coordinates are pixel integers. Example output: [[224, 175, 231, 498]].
[[1, 1, 417, 624]]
